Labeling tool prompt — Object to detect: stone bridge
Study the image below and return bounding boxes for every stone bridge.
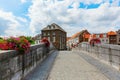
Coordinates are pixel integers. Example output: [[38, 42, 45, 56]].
[[0, 42, 120, 80]]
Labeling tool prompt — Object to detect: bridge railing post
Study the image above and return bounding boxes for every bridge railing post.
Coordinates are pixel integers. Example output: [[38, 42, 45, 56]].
[[96, 45, 99, 58], [87, 43, 89, 52], [79, 43, 81, 51], [109, 47, 112, 65], [119, 49, 120, 71]]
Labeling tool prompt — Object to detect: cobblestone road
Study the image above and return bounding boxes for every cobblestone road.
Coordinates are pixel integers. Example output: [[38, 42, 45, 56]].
[[24, 50, 120, 80], [47, 51, 109, 80]]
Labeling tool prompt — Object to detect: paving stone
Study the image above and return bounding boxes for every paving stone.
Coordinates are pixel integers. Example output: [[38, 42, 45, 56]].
[[76, 50, 120, 80], [24, 50, 120, 80], [47, 51, 109, 80]]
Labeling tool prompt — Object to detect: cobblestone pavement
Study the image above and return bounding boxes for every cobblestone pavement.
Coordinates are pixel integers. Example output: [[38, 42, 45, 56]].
[[47, 51, 109, 80], [76, 50, 120, 80], [24, 51, 58, 80]]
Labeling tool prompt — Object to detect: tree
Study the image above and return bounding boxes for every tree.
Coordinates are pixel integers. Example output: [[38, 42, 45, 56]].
[[0, 37, 3, 40], [19, 36, 35, 45]]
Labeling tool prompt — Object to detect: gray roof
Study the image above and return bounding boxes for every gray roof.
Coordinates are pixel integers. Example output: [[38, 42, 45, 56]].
[[42, 23, 66, 32]]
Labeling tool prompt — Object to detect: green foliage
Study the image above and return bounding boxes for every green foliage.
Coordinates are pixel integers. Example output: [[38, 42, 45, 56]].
[[0, 37, 3, 40], [19, 36, 35, 45], [0, 37, 30, 53], [26, 36, 35, 45], [0, 37, 5, 44]]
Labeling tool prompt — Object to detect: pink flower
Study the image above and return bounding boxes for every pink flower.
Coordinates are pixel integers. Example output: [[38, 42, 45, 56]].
[[0, 36, 30, 54]]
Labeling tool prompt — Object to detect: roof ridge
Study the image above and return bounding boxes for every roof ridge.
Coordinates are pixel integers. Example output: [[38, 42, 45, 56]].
[[51, 23, 65, 32], [42, 23, 66, 32]]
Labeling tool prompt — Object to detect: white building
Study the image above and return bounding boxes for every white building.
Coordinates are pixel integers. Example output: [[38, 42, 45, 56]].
[[89, 33, 109, 44], [33, 34, 41, 44]]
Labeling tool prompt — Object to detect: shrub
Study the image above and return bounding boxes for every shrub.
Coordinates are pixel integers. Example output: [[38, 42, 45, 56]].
[[19, 36, 35, 45], [25, 36, 35, 45], [41, 38, 50, 47], [0, 39, 8, 50], [0, 37, 30, 54], [0, 37, 3, 40]]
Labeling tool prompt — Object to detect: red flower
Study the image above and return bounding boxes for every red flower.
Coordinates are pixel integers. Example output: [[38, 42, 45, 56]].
[[0, 36, 30, 54], [41, 38, 50, 47]]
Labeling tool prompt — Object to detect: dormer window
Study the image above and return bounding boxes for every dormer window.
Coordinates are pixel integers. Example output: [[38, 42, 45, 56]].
[[52, 25, 55, 29], [51, 26, 53, 29], [50, 25, 55, 29], [47, 25, 51, 29], [49, 26, 51, 29]]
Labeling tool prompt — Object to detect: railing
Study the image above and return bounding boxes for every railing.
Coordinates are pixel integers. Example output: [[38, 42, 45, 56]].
[[77, 42, 120, 70], [0, 43, 54, 80]]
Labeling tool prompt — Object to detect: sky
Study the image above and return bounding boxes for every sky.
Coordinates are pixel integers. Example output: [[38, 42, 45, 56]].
[[0, 0, 120, 37]]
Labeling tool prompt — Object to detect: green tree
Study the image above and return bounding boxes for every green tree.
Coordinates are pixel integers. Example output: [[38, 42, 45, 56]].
[[0, 37, 3, 40], [25, 36, 35, 45], [19, 36, 35, 45]]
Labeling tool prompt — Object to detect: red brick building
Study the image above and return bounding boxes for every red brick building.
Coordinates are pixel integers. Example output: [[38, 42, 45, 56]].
[[41, 23, 66, 50], [67, 30, 90, 48], [117, 29, 120, 45], [107, 31, 117, 44]]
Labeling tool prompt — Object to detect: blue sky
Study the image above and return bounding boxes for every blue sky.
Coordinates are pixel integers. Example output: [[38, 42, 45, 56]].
[[0, 0, 31, 17], [0, 0, 120, 37]]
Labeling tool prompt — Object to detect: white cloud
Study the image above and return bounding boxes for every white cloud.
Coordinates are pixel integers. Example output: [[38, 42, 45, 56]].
[[21, 0, 27, 3], [0, 9, 27, 36], [28, 0, 120, 36], [110, 0, 120, 7]]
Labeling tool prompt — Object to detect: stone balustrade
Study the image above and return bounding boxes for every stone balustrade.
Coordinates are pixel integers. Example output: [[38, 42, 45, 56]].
[[77, 42, 120, 70], [0, 43, 54, 80]]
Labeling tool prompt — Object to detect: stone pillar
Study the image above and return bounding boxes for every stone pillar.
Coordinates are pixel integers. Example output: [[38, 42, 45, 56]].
[[109, 47, 112, 65]]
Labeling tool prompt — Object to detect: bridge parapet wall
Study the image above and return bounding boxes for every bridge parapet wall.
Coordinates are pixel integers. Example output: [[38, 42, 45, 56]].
[[78, 42, 120, 70], [0, 43, 53, 80]]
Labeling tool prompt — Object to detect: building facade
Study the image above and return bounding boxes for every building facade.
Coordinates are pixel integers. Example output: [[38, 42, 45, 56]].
[[107, 31, 117, 44], [117, 29, 120, 45], [33, 34, 41, 44], [67, 30, 90, 48], [89, 33, 109, 44], [82, 30, 91, 42], [41, 23, 66, 50]]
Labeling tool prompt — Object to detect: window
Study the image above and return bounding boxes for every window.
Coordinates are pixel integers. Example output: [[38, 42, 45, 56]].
[[96, 35, 99, 38], [106, 39, 108, 42], [53, 32, 55, 35], [48, 37, 50, 41], [53, 25, 55, 28], [49, 26, 51, 29], [53, 37, 56, 42], [103, 34, 106, 37], [48, 32, 50, 35], [43, 33, 46, 36], [52, 25, 55, 29], [119, 38, 120, 42]]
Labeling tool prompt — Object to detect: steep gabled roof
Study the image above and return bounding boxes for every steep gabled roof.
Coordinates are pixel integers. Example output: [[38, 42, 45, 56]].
[[71, 32, 81, 39], [70, 30, 89, 39], [107, 31, 116, 36], [42, 23, 66, 32]]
